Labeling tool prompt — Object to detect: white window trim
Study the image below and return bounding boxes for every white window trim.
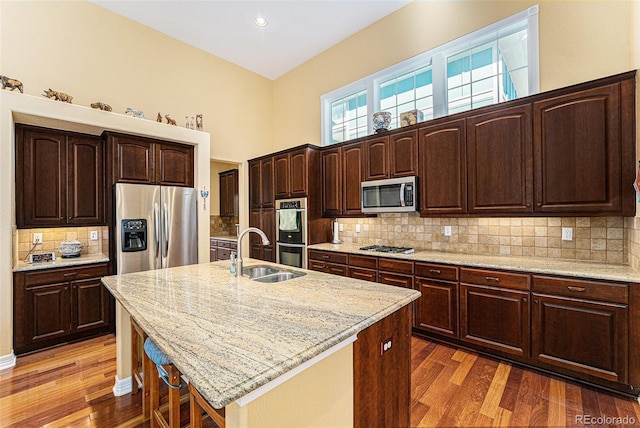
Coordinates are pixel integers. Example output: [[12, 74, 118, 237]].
[[321, 5, 539, 146]]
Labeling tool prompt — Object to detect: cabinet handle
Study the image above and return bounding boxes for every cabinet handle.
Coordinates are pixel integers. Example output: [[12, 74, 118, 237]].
[[429, 269, 441, 274], [485, 276, 500, 282], [322, 255, 330, 259], [537, 202, 542, 207], [534, 299, 539, 304], [567, 286, 586, 292], [522, 297, 527, 303], [63, 272, 77, 277]]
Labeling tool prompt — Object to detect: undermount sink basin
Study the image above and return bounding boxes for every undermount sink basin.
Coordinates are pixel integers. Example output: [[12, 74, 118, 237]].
[[242, 264, 306, 283]]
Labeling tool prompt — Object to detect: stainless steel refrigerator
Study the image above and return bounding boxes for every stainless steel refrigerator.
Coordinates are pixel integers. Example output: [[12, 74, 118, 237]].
[[115, 183, 198, 275]]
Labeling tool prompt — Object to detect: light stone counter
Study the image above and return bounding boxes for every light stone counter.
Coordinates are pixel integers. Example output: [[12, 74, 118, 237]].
[[210, 235, 237, 242], [13, 253, 109, 272], [309, 243, 640, 283], [101, 259, 419, 409]]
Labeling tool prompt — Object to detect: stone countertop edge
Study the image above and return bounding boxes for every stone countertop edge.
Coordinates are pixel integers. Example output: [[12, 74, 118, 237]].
[[210, 235, 237, 241], [13, 253, 110, 272], [308, 243, 640, 283], [102, 259, 420, 408]]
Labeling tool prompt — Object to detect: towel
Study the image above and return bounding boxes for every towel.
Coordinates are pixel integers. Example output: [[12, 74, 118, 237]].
[[279, 210, 298, 231]]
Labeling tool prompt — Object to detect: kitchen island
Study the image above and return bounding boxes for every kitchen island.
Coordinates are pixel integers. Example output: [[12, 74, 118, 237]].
[[101, 259, 420, 427]]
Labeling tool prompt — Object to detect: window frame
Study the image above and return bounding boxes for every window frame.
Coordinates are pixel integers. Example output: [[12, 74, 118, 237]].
[[321, 5, 539, 146]]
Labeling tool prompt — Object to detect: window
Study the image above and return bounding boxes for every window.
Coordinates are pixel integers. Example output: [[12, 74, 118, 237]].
[[321, 5, 539, 145]]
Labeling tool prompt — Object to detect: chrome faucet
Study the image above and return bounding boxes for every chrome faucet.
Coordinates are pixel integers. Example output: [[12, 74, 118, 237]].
[[235, 227, 270, 276]]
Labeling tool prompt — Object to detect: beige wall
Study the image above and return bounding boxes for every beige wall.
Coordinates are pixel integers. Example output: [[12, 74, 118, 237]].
[[0, 0, 275, 162], [272, 1, 633, 151]]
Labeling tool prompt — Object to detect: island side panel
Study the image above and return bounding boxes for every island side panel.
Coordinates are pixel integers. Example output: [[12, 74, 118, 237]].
[[354, 304, 412, 428]]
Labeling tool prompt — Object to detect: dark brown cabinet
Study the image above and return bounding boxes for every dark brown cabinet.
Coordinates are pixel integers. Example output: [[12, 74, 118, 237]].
[[414, 263, 459, 337], [459, 268, 530, 358], [249, 158, 274, 209], [274, 148, 309, 199], [105, 132, 194, 187], [378, 258, 414, 289], [248, 157, 276, 262], [249, 208, 275, 262], [308, 250, 348, 276], [210, 238, 238, 262], [364, 131, 418, 181], [466, 104, 533, 214], [533, 79, 635, 215], [219, 169, 239, 217], [531, 275, 628, 383], [13, 263, 111, 355], [418, 119, 467, 215], [322, 142, 366, 217], [16, 125, 104, 228], [321, 148, 341, 217]]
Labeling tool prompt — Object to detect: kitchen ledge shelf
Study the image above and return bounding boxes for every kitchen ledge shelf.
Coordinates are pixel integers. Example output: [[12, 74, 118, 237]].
[[308, 242, 640, 283], [13, 253, 109, 272]]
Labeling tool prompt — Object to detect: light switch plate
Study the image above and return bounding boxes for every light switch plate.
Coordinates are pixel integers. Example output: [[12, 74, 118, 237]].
[[562, 227, 573, 241], [444, 226, 452, 236], [355, 224, 361, 233], [90, 230, 99, 241]]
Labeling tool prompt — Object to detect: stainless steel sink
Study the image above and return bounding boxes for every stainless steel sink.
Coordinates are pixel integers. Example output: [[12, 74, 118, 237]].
[[242, 264, 306, 282], [251, 271, 306, 283]]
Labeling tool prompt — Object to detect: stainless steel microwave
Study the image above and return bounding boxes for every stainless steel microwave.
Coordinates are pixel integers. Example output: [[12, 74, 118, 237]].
[[361, 176, 417, 214]]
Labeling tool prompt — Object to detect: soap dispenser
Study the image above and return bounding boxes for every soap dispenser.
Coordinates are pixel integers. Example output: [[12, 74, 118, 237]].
[[230, 251, 237, 275]]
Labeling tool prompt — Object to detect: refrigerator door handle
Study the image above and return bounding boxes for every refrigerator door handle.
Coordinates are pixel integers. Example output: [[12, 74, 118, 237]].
[[163, 202, 169, 257], [154, 203, 160, 257]]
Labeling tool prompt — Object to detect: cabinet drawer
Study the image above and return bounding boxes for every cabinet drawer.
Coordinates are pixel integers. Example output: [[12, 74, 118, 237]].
[[218, 240, 237, 249], [460, 268, 530, 291], [379, 272, 414, 289], [327, 263, 348, 277], [379, 258, 414, 275], [308, 250, 347, 264], [349, 254, 378, 269], [532, 275, 628, 304], [415, 262, 458, 281], [349, 267, 378, 283], [217, 248, 232, 260], [24, 263, 109, 287], [210, 238, 218, 248]]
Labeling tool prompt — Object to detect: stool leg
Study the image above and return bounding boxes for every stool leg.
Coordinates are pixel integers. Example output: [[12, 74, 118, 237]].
[[142, 343, 151, 421], [190, 386, 203, 428], [148, 361, 160, 428], [167, 364, 181, 428], [131, 323, 139, 395]]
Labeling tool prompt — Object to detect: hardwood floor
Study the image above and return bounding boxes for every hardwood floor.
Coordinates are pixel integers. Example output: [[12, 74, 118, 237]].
[[1, 333, 639, 427]]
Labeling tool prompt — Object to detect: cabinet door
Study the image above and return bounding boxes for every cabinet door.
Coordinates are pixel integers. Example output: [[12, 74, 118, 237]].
[[219, 170, 238, 217], [419, 119, 467, 215], [260, 157, 274, 207], [460, 284, 529, 357], [210, 247, 218, 262], [532, 294, 627, 383], [322, 148, 341, 217], [533, 83, 624, 214], [24, 282, 71, 345], [289, 149, 308, 196], [155, 142, 194, 187], [379, 272, 413, 289], [111, 136, 155, 184], [467, 104, 533, 214], [415, 278, 458, 337], [389, 130, 418, 177], [349, 267, 377, 282], [220, 172, 230, 216], [67, 135, 104, 225], [365, 136, 390, 180], [274, 153, 291, 199], [343, 142, 365, 215], [261, 208, 276, 262], [16, 127, 67, 227], [249, 160, 262, 209], [72, 278, 110, 332]]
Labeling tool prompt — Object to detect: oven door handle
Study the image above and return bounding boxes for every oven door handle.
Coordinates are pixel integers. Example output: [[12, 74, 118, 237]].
[[276, 242, 307, 248]]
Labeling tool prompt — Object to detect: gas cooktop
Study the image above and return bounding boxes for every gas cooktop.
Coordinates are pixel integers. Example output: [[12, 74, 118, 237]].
[[359, 245, 415, 254]]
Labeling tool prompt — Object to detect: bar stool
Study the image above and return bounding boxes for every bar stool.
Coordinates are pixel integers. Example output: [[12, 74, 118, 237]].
[[144, 337, 184, 428], [189, 383, 226, 428], [131, 318, 150, 420]]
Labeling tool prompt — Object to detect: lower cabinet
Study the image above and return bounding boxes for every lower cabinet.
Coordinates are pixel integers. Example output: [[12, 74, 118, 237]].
[[249, 208, 275, 262], [414, 262, 459, 337], [308, 249, 348, 276], [210, 238, 237, 262], [14, 263, 111, 355]]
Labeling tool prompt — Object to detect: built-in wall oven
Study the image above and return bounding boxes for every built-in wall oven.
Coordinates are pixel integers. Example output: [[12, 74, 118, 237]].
[[275, 198, 307, 269]]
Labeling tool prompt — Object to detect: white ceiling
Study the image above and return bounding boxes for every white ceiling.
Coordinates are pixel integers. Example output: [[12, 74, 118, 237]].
[[91, 1, 411, 80]]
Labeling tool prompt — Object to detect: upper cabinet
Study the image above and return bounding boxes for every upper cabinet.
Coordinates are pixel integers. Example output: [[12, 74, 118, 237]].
[[466, 104, 533, 214], [249, 157, 274, 209], [364, 130, 418, 181], [418, 119, 467, 215], [219, 169, 239, 217], [16, 125, 104, 228], [104, 132, 194, 187], [322, 142, 366, 217], [274, 148, 310, 199], [533, 79, 635, 216]]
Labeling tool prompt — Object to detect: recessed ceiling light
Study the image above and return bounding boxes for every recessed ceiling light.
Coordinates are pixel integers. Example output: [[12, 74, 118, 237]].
[[254, 16, 268, 27]]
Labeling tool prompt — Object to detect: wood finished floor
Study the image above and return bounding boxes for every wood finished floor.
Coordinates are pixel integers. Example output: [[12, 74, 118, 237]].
[[1, 334, 639, 427]]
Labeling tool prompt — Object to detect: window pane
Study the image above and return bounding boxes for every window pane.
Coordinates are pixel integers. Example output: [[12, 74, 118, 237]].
[[330, 90, 367, 144]]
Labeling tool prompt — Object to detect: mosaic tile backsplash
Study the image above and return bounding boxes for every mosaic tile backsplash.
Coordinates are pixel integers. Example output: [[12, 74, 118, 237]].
[[336, 215, 627, 264], [210, 215, 239, 237], [14, 226, 109, 263]]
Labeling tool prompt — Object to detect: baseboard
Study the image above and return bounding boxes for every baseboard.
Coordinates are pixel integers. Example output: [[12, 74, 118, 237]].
[[0, 352, 16, 371], [112, 375, 132, 396]]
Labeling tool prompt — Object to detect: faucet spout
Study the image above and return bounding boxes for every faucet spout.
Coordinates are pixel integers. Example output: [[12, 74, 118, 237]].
[[235, 227, 270, 277]]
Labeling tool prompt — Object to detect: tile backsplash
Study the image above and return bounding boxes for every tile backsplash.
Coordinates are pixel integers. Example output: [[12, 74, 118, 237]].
[[210, 215, 239, 236], [14, 226, 109, 263], [336, 215, 627, 263]]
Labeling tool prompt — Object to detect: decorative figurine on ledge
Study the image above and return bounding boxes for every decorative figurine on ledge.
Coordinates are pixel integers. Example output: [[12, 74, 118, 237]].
[[1, 75, 23, 93], [196, 114, 203, 131], [42, 88, 73, 103], [90, 102, 112, 111], [157, 112, 163, 122], [165, 114, 177, 126], [125, 107, 144, 118]]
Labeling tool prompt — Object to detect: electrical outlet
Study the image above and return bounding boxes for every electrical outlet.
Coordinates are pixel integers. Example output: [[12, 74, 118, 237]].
[[355, 224, 361, 233], [380, 338, 392, 355], [33, 233, 43, 244], [562, 227, 573, 241], [444, 226, 452, 236], [90, 230, 99, 241], [339, 223, 344, 232]]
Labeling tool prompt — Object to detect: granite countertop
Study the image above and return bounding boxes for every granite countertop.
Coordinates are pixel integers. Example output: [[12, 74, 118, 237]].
[[308, 242, 640, 283], [210, 235, 237, 242], [101, 259, 419, 408], [13, 253, 110, 272]]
